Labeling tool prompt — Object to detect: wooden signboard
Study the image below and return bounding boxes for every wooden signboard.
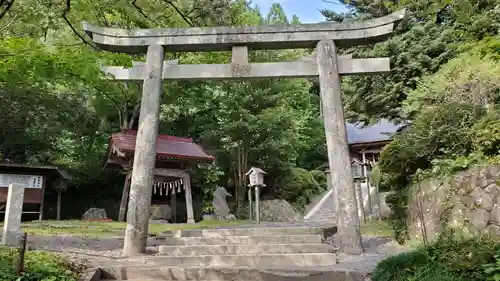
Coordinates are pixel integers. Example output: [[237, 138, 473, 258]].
[[0, 173, 44, 203]]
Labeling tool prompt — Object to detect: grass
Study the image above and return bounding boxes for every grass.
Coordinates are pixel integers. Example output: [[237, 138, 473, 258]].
[[2, 219, 246, 237], [2, 218, 395, 238], [361, 219, 394, 237]]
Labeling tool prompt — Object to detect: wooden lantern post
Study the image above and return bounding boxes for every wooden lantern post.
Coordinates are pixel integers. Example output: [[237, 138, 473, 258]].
[[246, 167, 267, 224]]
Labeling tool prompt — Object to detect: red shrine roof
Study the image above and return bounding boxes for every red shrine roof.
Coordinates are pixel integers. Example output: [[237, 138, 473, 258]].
[[110, 130, 215, 162]]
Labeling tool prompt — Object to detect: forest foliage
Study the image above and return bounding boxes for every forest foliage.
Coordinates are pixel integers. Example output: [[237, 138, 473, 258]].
[[0, 0, 328, 218]]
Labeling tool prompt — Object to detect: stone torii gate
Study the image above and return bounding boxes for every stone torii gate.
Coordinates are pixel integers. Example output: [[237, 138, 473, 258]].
[[82, 9, 405, 256]]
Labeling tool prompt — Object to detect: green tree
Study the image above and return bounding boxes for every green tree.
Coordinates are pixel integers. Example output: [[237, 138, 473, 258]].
[[321, 0, 500, 122]]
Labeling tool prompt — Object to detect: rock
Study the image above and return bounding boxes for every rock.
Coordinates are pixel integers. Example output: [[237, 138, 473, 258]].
[[150, 205, 171, 220], [484, 183, 500, 199], [470, 187, 494, 211], [217, 214, 236, 221], [259, 199, 302, 222], [470, 167, 491, 188], [213, 186, 232, 217], [468, 209, 490, 230], [486, 166, 500, 181], [460, 195, 476, 209], [82, 208, 107, 220], [491, 203, 500, 225], [477, 168, 490, 188], [485, 224, 500, 237], [457, 171, 475, 194], [448, 200, 467, 229]]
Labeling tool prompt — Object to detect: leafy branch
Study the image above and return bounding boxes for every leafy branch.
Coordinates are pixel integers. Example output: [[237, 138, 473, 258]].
[[62, 0, 97, 49], [0, 0, 14, 21]]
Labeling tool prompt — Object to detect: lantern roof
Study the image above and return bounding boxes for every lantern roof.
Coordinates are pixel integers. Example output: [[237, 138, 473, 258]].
[[245, 167, 267, 176]]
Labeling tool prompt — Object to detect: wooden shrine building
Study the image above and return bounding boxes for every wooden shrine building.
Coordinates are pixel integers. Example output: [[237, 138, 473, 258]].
[[0, 163, 71, 221], [106, 130, 214, 223]]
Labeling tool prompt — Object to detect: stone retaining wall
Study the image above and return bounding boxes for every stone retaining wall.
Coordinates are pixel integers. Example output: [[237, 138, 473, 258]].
[[408, 165, 500, 240]]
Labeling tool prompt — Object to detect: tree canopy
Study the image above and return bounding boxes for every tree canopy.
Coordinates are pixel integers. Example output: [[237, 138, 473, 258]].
[[0, 0, 329, 218]]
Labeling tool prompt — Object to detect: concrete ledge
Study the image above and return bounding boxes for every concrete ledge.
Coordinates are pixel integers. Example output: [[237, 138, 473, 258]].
[[99, 266, 363, 281], [161, 234, 322, 245], [166, 226, 324, 237], [158, 243, 331, 256], [79, 267, 101, 281], [82, 9, 405, 53], [124, 253, 338, 267]]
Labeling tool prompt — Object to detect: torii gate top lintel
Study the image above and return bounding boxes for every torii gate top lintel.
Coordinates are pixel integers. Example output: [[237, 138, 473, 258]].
[[82, 9, 406, 53]]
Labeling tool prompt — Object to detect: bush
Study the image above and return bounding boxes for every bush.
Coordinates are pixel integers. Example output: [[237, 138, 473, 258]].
[[424, 234, 500, 281], [309, 169, 327, 189], [277, 167, 324, 210], [372, 234, 500, 281], [372, 250, 430, 281], [473, 111, 500, 156], [373, 250, 470, 281], [0, 248, 85, 281]]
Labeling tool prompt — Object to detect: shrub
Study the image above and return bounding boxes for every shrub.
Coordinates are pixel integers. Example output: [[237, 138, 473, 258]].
[[309, 169, 327, 189], [372, 250, 430, 281], [277, 167, 324, 210], [424, 234, 500, 281], [473, 111, 500, 156], [483, 249, 500, 281], [373, 234, 500, 281], [0, 248, 85, 281]]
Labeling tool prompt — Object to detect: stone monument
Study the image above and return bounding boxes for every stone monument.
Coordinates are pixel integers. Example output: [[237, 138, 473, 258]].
[[212, 186, 235, 220], [2, 183, 24, 246]]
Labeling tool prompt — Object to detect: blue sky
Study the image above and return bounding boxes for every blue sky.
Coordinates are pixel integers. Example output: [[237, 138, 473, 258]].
[[250, 0, 349, 23]]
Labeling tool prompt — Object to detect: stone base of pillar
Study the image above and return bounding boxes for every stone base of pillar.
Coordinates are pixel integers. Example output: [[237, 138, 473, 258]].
[[186, 218, 195, 224], [2, 230, 22, 246]]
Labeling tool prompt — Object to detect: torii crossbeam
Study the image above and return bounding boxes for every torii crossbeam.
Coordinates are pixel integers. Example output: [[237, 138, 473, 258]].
[[82, 9, 406, 257]]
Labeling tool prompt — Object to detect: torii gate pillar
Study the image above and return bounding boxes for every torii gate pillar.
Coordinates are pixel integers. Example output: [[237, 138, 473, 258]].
[[317, 39, 362, 253], [122, 45, 164, 256]]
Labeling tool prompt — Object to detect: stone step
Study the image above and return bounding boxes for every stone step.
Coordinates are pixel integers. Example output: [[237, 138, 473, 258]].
[[99, 265, 361, 281], [161, 235, 322, 245], [124, 253, 337, 267], [158, 243, 332, 256], [163, 226, 325, 238]]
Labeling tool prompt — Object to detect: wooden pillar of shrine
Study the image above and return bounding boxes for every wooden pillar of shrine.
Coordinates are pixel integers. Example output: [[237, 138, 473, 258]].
[[118, 172, 132, 222], [183, 173, 195, 224]]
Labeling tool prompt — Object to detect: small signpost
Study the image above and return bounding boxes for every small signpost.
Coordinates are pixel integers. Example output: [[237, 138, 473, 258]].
[[246, 167, 266, 224]]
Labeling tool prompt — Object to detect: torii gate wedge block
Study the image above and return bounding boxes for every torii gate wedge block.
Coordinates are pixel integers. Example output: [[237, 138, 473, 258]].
[[83, 9, 406, 256]]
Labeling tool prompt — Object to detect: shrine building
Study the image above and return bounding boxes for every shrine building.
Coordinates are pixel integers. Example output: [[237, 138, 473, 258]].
[[106, 130, 214, 223]]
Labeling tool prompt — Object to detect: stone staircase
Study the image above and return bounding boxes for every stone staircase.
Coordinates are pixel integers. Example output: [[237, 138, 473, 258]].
[[97, 224, 347, 281]]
